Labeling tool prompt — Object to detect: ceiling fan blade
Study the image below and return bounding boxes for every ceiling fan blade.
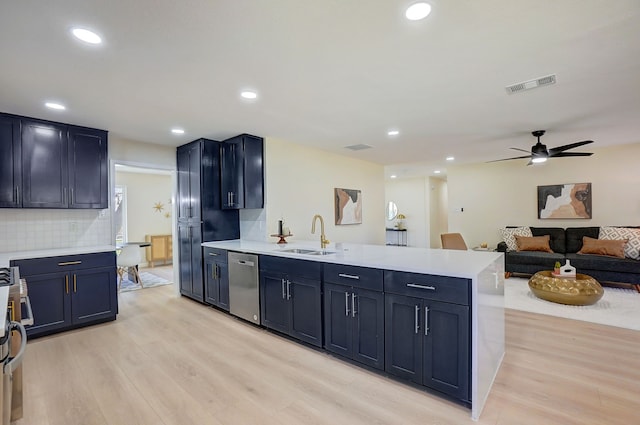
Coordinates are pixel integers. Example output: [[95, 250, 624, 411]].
[[509, 147, 532, 154], [550, 152, 594, 157], [486, 155, 532, 163], [548, 140, 594, 156]]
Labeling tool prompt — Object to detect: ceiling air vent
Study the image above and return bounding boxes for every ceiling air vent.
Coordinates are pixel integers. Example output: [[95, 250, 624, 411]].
[[344, 144, 373, 151], [505, 74, 556, 94]]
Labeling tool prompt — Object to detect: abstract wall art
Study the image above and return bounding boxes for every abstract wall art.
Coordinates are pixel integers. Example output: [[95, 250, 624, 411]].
[[334, 188, 362, 225], [537, 183, 592, 219]]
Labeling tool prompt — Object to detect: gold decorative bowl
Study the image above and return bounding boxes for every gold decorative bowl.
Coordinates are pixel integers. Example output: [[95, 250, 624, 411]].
[[528, 270, 604, 306]]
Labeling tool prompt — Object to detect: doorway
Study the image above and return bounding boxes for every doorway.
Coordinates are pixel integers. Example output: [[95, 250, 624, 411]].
[[113, 162, 176, 293]]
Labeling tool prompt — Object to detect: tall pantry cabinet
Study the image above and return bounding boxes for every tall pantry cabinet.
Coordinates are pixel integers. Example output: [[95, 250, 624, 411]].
[[176, 139, 240, 302]]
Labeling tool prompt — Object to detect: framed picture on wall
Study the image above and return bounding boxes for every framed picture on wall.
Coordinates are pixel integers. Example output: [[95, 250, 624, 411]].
[[334, 188, 362, 225], [537, 183, 592, 219]]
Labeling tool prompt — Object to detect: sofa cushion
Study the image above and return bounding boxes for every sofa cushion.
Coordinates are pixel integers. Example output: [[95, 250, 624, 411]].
[[500, 226, 532, 251], [515, 235, 554, 253], [599, 227, 640, 260], [506, 250, 564, 267], [530, 227, 566, 253], [565, 227, 599, 253], [566, 253, 640, 274], [577, 236, 627, 258]]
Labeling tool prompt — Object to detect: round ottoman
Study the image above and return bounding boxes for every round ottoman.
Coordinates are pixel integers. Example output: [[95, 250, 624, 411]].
[[528, 271, 604, 306]]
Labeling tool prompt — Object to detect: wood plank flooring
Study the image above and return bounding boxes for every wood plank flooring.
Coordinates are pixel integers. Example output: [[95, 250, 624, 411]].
[[16, 282, 640, 425]]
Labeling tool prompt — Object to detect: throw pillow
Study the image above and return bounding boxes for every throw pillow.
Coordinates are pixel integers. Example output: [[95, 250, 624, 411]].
[[515, 235, 554, 253], [578, 236, 627, 258], [500, 227, 533, 251], [599, 227, 640, 260]]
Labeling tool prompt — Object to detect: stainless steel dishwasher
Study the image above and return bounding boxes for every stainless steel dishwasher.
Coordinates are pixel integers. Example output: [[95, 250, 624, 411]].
[[228, 252, 260, 325]]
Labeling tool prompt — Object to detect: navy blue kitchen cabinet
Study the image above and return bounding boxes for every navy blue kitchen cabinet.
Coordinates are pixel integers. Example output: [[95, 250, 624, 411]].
[[204, 247, 229, 310], [259, 256, 322, 347], [11, 251, 118, 338], [0, 114, 21, 207], [384, 271, 470, 401], [177, 139, 239, 303], [0, 113, 108, 209], [220, 134, 264, 209], [323, 264, 385, 370]]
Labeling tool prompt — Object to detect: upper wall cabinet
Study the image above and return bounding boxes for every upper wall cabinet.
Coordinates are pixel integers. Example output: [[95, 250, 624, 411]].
[[220, 134, 264, 209], [0, 113, 108, 209]]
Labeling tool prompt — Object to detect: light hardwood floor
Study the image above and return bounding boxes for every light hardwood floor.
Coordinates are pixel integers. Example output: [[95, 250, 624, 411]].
[[17, 283, 640, 425]]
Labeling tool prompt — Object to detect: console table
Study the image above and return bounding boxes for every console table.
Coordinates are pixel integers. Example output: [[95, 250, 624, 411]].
[[385, 228, 407, 246], [145, 234, 172, 267]]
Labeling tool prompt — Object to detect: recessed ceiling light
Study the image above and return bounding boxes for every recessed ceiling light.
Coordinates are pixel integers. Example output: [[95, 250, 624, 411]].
[[240, 90, 258, 100], [387, 130, 400, 136], [446, 156, 455, 161], [45, 102, 66, 110], [434, 170, 441, 174], [71, 28, 102, 44], [171, 128, 185, 135], [390, 175, 397, 179], [406, 2, 432, 21]]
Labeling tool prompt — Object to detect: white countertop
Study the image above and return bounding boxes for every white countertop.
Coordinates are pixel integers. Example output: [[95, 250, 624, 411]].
[[202, 239, 503, 279], [0, 245, 117, 268]]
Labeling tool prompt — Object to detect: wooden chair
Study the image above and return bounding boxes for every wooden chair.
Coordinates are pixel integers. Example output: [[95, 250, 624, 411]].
[[441, 233, 468, 250]]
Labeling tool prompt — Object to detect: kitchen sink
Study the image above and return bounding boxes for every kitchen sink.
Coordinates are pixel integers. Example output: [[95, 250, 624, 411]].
[[308, 250, 335, 255]]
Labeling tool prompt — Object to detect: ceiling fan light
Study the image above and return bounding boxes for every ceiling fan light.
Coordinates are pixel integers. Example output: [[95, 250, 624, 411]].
[[531, 157, 547, 163]]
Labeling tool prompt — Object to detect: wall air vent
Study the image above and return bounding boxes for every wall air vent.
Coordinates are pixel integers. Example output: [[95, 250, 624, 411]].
[[505, 74, 556, 94], [344, 144, 373, 151]]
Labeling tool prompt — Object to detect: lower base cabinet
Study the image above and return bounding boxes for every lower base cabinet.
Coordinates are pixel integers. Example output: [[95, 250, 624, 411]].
[[204, 247, 229, 310], [324, 283, 384, 370], [260, 256, 322, 347], [11, 252, 118, 338], [384, 293, 470, 401]]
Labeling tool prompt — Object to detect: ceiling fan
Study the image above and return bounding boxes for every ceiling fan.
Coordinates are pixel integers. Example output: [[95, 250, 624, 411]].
[[489, 130, 594, 165]]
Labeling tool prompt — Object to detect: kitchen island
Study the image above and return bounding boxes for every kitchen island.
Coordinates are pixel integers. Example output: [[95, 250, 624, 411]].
[[203, 239, 504, 420]]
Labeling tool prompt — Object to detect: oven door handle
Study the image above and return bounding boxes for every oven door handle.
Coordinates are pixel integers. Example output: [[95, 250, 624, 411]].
[[4, 321, 27, 375]]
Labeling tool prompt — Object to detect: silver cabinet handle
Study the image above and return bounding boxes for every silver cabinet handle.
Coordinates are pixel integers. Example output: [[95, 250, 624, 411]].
[[70, 187, 74, 205], [425, 306, 430, 336], [58, 261, 82, 266], [208, 252, 219, 256], [286, 279, 291, 300], [281, 278, 286, 299], [338, 273, 360, 280], [407, 283, 436, 291], [414, 305, 420, 334], [15, 186, 19, 203], [351, 293, 357, 318], [345, 292, 350, 316], [235, 260, 255, 267], [63, 187, 67, 204]]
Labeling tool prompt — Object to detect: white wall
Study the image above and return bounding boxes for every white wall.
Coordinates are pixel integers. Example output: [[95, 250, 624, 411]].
[[385, 177, 429, 247], [109, 136, 176, 169], [447, 142, 640, 248], [429, 177, 448, 248], [264, 138, 385, 245]]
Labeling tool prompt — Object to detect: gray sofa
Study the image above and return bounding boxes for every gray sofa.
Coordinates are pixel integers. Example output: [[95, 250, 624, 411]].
[[497, 226, 640, 291]]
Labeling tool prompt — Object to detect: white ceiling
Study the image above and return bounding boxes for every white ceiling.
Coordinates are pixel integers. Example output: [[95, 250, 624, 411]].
[[1, 1, 639, 178]]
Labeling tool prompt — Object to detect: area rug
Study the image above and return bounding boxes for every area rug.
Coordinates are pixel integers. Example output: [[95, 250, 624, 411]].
[[119, 271, 172, 292], [505, 277, 640, 331]]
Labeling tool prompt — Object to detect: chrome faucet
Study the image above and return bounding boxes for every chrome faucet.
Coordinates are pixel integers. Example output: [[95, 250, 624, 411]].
[[311, 214, 330, 249]]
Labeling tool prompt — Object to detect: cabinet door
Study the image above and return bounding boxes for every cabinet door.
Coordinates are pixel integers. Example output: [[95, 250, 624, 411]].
[[23, 271, 71, 337], [0, 114, 21, 207], [21, 119, 68, 208], [323, 283, 351, 357], [242, 135, 264, 209], [176, 146, 191, 221], [217, 261, 229, 311], [204, 255, 220, 306], [289, 276, 322, 347], [260, 272, 289, 334], [178, 224, 194, 296], [71, 266, 117, 325], [384, 294, 422, 384], [220, 137, 244, 209], [423, 300, 470, 400], [190, 230, 204, 302], [68, 126, 108, 209], [352, 288, 384, 370]]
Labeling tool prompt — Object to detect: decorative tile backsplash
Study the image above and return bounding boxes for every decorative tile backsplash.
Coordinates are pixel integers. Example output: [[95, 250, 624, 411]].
[[0, 209, 112, 253]]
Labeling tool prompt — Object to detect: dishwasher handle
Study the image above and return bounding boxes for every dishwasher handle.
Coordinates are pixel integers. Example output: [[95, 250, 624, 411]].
[[234, 259, 255, 267]]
